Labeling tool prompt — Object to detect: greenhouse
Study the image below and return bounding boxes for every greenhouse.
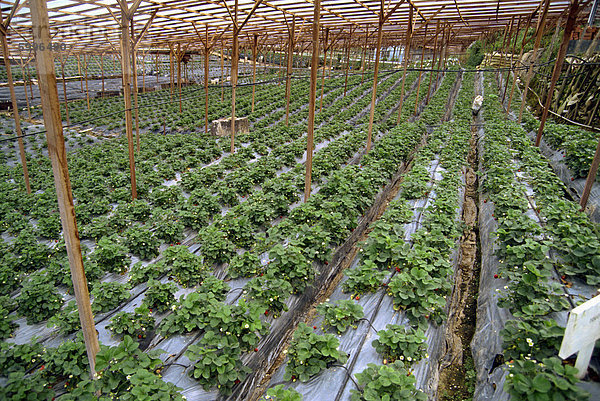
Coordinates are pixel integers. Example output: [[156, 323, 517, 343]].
[[1, 0, 600, 399]]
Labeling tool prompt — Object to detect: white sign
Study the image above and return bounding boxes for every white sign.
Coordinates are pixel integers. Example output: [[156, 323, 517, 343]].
[[559, 294, 600, 378]]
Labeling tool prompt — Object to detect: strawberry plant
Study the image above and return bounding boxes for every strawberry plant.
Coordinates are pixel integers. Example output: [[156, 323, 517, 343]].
[[0, 371, 54, 401], [161, 245, 207, 287], [186, 331, 251, 395], [199, 226, 236, 265], [42, 334, 90, 382], [48, 300, 80, 335], [372, 324, 427, 365], [504, 357, 589, 401], [266, 245, 315, 293], [245, 276, 292, 315], [17, 275, 63, 324], [0, 305, 16, 339], [151, 209, 185, 244], [316, 300, 364, 334], [227, 251, 262, 279], [284, 323, 348, 382], [91, 234, 130, 274], [342, 261, 387, 296], [128, 261, 162, 286], [501, 318, 564, 362], [108, 304, 155, 339], [91, 281, 131, 313], [123, 225, 160, 260], [158, 291, 222, 337], [350, 361, 427, 401], [260, 385, 302, 401], [144, 280, 177, 313], [63, 335, 184, 400], [0, 341, 44, 374]]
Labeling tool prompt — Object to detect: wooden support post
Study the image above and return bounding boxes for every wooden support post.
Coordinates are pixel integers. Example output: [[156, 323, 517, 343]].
[[84, 54, 90, 110], [156, 51, 159, 83], [500, 16, 515, 104], [220, 44, 225, 101], [231, 0, 240, 154], [100, 53, 105, 93], [319, 28, 329, 112], [0, 18, 31, 194], [367, 21, 384, 152], [581, 135, 600, 210], [343, 35, 351, 96], [204, 36, 210, 133], [503, 16, 522, 105], [508, 14, 534, 113], [169, 43, 174, 96], [30, 0, 99, 377], [519, 0, 551, 122], [535, 0, 580, 147], [414, 23, 428, 115], [59, 57, 70, 125], [305, 0, 320, 202], [285, 19, 295, 126], [142, 53, 146, 93], [132, 49, 141, 150], [361, 27, 368, 83], [396, 5, 414, 124], [119, 7, 137, 200], [252, 34, 258, 113], [426, 20, 440, 105], [177, 43, 182, 113], [77, 54, 83, 92], [18, 55, 31, 119]]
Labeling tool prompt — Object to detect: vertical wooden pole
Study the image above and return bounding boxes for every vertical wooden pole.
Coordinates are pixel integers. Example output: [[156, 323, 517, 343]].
[[535, 0, 580, 147], [120, 9, 137, 200], [252, 34, 258, 113], [581, 136, 600, 210], [367, 19, 384, 152], [230, 0, 239, 154], [396, 5, 413, 124], [60, 58, 70, 125], [84, 54, 90, 110], [177, 44, 182, 113], [30, 0, 99, 377], [285, 20, 295, 126], [142, 53, 146, 93], [305, 0, 320, 202], [77, 54, 83, 92], [500, 16, 515, 103], [361, 27, 368, 83], [220, 44, 225, 101], [156, 51, 159, 83], [169, 43, 174, 96], [519, 0, 551, 122], [503, 16, 522, 104], [507, 14, 534, 113], [0, 24, 31, 194], [319, 28, 329, 112], [343, 36, 351, 96], [131, 45, 141, 151], [426, 20, 440, 105], [18, 55, 31, 119], [100, 53, 105, 93], [414, 24, 428, 115], [204, 29, 210, 134]]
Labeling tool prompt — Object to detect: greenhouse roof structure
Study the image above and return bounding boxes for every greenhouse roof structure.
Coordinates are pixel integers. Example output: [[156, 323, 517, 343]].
[[1, 0, 577, 53]]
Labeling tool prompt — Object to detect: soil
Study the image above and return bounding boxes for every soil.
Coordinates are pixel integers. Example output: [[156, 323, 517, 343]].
[[437, 123, 481, 401]]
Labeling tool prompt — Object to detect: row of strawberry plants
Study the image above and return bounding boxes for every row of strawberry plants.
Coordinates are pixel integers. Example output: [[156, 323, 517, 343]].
[[479, 72, 594, 400]]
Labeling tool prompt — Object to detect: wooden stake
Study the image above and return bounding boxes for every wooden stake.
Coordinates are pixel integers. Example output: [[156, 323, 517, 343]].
[[500, 16, 515, 104], [507, 14, 534, 113], [30, 0, 99, 377], [343, 34, 351, 96], [156, 51, 159, 83], [426, 20, 440, 105], [252, 33, 258, 113], [132, 49, 141, 151], [220, 44, 225, 101], [59, 57, 70, 125], [361, 27, 368, 83], [535, 0, 580, 147], [119, 7, 137, 200], [580, 135, 600, 210], [177, 43, 182, 113], [319, 28, 329, 112], [396, 5, 414, 124], [305, 0, 320, 202], [367, 21, 384, 152], [503, 16, 522, 105], [0, 20, 31, 194], [231, 0, 239, 154], [414, 23, 428, 115], [18, 54, 31, 119], [204, 33, 210, 133], [169, 43, 174, 96], [100, 53, 105, 93], [84, 54, 90, 110], [519, 0, 551, 122], [285, 19, 295, 126], [77, 54, 83, 92]]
